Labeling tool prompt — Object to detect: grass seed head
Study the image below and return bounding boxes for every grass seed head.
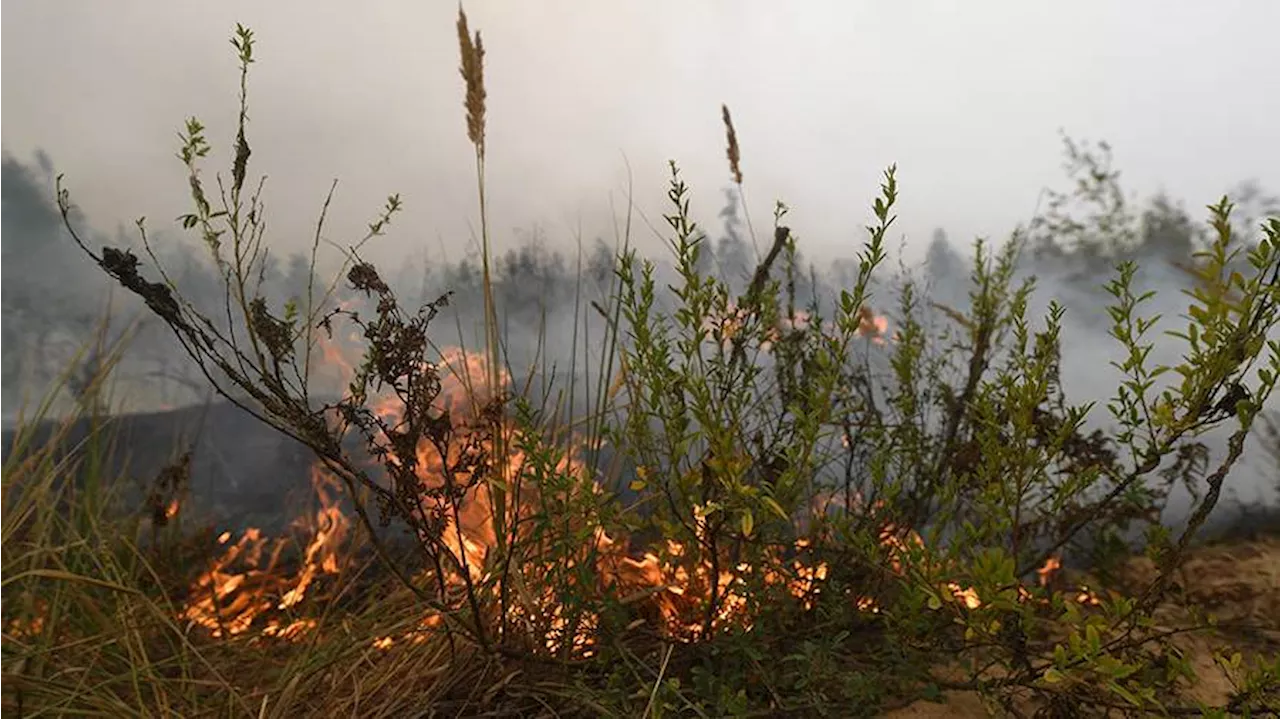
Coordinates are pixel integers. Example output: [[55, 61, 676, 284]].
[[457, 8, 487, 156], [722, 104, 742, 185]]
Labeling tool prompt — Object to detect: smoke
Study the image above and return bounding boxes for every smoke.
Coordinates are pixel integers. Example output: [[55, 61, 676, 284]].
[[2, 150, 117, 418], [911, 197, 1280, 539], [3, 147, 1276, 545]]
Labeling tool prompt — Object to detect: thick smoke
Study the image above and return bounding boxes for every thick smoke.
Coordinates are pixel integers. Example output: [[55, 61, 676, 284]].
[[2, 147, 1276, 544]]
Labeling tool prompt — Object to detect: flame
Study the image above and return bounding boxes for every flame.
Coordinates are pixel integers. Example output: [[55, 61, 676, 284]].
[[181, 466, 349, 641], [347, 407, 841, 649], [759, 306, 893, 352], [344, 346, 611, 653], [5, 600, 47, 639], [1033, 556, 1101, 605], [1075, 584, 1102, 606], [948, 582, 983, 610], [318, 333, 355, 385], [314, 297, 364, 389], [855, 306, 889, 345], [177, 337, 1109, 655], [1038, 556, 1061, 586]]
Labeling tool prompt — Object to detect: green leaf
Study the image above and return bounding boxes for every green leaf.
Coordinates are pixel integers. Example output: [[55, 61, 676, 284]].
[[1107, 681, 1142, 707], [762, 496, 788, 521]]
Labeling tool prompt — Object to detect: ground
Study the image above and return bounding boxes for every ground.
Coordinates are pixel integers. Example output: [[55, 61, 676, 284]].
[[885, 536, 1280, 717]]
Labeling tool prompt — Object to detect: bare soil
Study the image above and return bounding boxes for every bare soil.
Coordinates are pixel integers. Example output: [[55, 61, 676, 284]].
[[884, 536, 1280, 717]]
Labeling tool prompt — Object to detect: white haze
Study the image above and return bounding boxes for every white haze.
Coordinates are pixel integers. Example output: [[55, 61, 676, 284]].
[[2, 0, 1278, 271], [2, 2, 1277, 532]]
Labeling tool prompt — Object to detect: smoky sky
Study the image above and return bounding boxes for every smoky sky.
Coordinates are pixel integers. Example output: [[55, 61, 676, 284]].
[[3, 0, 1279, 272], [3, 1, 1278, 541]]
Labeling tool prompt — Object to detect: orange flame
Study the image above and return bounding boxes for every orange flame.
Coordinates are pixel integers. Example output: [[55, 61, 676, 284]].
[[179, 335, 1108, 655], [181, 467, 349, 641], [856, 306, 889, 345]]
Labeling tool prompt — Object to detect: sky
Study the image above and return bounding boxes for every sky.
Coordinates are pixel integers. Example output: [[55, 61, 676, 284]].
[[3, 0, 1279, 270]]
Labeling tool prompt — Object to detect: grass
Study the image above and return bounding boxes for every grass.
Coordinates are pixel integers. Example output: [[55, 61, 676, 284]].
[[5, 9, 1280, 718]]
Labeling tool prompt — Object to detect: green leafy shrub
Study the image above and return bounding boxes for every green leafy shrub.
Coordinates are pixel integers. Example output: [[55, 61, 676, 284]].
[[23, 12, 1280, 717]]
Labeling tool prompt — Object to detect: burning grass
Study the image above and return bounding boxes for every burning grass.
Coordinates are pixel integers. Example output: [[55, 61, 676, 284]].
[[4, 427, 1276, 718], [7, 9, 1280, 717], [5, 336, 1273, 716]]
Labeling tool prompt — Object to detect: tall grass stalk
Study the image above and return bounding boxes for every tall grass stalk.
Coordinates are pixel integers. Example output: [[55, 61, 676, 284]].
[[456, 8, 508, 649]]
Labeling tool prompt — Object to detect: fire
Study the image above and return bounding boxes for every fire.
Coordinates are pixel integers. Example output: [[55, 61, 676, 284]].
[[347, 406, 841, 650], [181, 466, 349, 641], [342, 345, 612, 653], [596, 527, 841, 640], [1074, 584, 1102, 606], [173, 337, 1103, 655], [874, 514, 985, 610], [1032, 555, 1101, 605], [855, 306, 889, 345], [368, 347, 555, 586], [1038, 556, 1061, 586], [5, 601, 47, 640], [948, 583, 982, 610], [758, 306, 893, 352]]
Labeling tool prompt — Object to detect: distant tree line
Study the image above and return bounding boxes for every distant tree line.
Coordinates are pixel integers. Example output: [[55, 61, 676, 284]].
[[3, 141, 1274, 418]]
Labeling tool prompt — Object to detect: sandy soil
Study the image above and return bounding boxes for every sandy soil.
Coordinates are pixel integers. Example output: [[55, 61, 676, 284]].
[[883, 537, 1280, 718]]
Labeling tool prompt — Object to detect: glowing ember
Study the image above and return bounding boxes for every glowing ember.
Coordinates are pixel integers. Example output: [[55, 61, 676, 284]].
[[1075, 585, 1102, 606], [5, 607, 46, 640]]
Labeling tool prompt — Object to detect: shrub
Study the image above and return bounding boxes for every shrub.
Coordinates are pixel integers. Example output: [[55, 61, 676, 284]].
[[31, 12, 1280, 717]]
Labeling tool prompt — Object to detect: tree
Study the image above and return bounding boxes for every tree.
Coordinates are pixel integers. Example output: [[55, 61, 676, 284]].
[[715, 187, 752, 291], [924, 227, 962, 280]]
